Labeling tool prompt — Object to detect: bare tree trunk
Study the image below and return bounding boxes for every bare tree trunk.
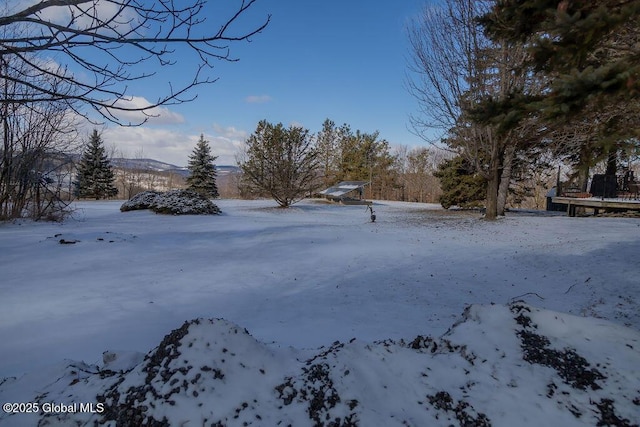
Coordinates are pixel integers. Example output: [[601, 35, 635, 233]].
[[605, 147, 617, 176], [577, 146, 592, 192], [497, 144, 516, 216], [485, 157, 500, 220]]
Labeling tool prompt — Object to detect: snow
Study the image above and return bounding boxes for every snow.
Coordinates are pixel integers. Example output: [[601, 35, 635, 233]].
[[0, 198, 639, 426]]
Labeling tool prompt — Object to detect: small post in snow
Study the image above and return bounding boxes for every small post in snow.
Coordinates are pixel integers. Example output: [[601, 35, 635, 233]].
[[367, 204, 376, 223]]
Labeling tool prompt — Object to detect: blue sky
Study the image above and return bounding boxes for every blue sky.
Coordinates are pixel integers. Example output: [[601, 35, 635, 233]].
[[99, 0, 431, 166]]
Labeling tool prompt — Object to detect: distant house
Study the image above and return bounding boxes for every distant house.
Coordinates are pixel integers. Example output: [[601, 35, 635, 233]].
[[318, 181, 371, 204]]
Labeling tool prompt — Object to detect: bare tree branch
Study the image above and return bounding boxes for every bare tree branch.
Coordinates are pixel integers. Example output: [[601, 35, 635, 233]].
[[1, 0, 270, 125]]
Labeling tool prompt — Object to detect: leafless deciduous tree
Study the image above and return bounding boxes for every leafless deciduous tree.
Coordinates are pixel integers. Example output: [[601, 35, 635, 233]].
[[1, 55, 79, 220], [406, 0, 486, 142], [394, 145, 445, 203], [406, 0, 533, 219], [1, 0, 270, 124]]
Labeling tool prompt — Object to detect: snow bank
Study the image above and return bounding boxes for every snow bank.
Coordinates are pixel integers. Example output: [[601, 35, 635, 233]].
[[1, 303, 638, 426]]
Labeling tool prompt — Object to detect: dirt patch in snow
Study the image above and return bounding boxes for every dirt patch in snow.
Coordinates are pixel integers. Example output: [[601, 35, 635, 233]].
[[1, 303, 639, 426]]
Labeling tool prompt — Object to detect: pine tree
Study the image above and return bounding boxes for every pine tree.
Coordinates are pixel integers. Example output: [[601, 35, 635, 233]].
[[478, 1, 640, 195], [186, 134, 218, 198], [479, 1, 640, 122], [240, 120, 319, 207], [74, 130, 118, 199], [434, 156, 486, 209]]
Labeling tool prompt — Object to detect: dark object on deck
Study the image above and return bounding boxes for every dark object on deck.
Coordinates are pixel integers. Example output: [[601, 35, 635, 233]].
[[589, 175, 617, 198], [627, 182, 640, 200], [546, 188, 567, 211]]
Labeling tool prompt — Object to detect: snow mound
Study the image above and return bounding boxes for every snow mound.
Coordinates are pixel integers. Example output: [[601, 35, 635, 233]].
[[99, 319, 287, 426], [1, 304, 639, 426], [119, 191, 161, 211], [120, 190, 221, 215]]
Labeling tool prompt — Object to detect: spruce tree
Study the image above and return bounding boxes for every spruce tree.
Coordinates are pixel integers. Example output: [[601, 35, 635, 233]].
[[434, 156, 486, 209], [186, 134, 218, 198], [479, 1, 640, 123], [478, 1, 640, 193], [74, 130, 118, 199]]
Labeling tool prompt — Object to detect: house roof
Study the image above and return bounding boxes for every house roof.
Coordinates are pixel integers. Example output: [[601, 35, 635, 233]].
[[319, 181, 369, 198]]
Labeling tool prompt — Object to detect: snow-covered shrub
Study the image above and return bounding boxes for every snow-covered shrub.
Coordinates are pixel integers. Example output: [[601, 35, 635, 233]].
[[151, 190, 221, 215], [120, 190, 220, 215], [120, 191, 161, 212]]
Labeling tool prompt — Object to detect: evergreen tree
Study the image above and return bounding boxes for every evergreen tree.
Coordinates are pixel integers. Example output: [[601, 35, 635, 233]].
[[186, 134, 219, 198], [316, 119, 341, 188], [479, 1, 640, 124], [240, 120, 319, 207], [334, 128, 398, 199], [434, 156, 486, 209], [478, 1, 640, 192], [74, 130, 118, 199]]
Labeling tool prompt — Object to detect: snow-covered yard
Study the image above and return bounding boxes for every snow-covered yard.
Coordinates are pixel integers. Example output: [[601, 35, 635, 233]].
[[1, 199, 639, 426]]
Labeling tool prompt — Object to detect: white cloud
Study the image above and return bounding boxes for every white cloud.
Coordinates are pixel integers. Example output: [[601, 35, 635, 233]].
[[103, 97, 185, 125], [289, 121, 305, 129], [99, 124, 247, 167], [19, 0, 137, 35], [207, 123, 251, 164], [102, 127, 192, 165], [212, 123, 249, 140], [245, 95, 272, 104]]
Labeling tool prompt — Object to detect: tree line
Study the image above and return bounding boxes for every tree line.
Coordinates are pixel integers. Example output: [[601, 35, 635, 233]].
[[238, 119, 446, 207], [74, 132, 220, 201], [1, 0, 268, 220], [406, 0, 640, 219], [5, 0, 636, 218]]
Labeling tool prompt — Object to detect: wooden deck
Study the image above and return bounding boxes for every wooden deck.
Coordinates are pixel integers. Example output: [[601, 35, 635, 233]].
[[552, 196, 640, 216]]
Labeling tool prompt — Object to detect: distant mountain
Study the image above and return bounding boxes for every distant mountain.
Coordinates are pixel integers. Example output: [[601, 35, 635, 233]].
[[110, 158, 239, 178], [215, 165, 241, 176]]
